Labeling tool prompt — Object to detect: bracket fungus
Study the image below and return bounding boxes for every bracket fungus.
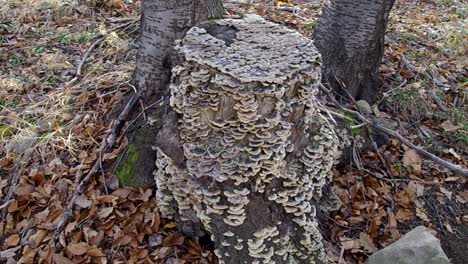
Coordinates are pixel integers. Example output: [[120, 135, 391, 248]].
[[154, 15, 341, 263]]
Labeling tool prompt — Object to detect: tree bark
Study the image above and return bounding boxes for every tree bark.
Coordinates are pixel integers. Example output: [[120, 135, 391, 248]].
[[313, 0, 396, 104], [154, 15, 341, 264], [208, 0, 225, 19], [115, 0, 208, 186]]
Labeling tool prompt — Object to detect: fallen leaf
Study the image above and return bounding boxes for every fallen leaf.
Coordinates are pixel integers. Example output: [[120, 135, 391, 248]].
[[396, 208, 414, 222], [445, 177, 460, 182], [29, 230, 48, 248], [75, 195, 92, 209], [416, 207, 430, 222], [87, 247, 106, 257], [440, 120, 461, 132], [163, 232, 184, 247], [14, 183, 35, 196], [402, 149, 422, 174], [112, 188, 131, 198], [0, 246, 21, 258], [18, 246, 36, 263], [6, 234, 20, 247], [388, 210, 398, 228], [35, 208, 50, 222], [445, 223, 453, 233], [440, 187, 453, 200], [97, 207, 113, 219], [96, 195, 117, 203], [447, 148, 461, 160], [52, 254, 74, 264], [359, 233, 378, 253], [67, 242, 89, 255]]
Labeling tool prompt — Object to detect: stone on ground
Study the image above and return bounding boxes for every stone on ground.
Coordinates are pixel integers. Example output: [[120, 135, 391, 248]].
[[367, 226, 450, 264]]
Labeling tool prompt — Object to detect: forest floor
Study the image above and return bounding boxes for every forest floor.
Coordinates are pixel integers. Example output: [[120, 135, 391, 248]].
[[0, 0, 466, 263]]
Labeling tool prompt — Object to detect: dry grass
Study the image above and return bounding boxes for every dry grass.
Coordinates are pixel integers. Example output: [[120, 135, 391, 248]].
[[0, 0, 138, 166]]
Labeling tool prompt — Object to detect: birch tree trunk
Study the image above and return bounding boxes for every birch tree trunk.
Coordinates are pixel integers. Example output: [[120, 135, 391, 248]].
[[115, 0, 208, 186], [313, 0, 396, 103]]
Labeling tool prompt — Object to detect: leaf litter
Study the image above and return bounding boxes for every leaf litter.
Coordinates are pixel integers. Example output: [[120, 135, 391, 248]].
[[0, 0, 467, 263]]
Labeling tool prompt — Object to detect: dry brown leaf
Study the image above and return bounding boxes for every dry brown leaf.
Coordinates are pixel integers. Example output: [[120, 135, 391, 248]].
[[440, 186, 453, 200], [18, 246, 36, 264], [445, 177, 460, 182], [341, 239, 360, 251], [153, 247, 173, 259], [396, 208, 414, 222], [65, 222, 77, 235], [440, 120, 461, 132], [416, 207, 430, 222], [112, 188, 131, 199], [136, 249, 149, 259], [35, 208, 50, 222], [14, 183, 35, 196], [96, 195, 117, 203], [359, 233, 378, 253], [444, 223, 453, 233], [76, 195, 92, 209], [29, 229, 48, 248], [163, 232, 185, 247], [6, 234, 20, 247], [388, 209, 398, 228], [8, 200, 19, 212], [87, 247, 106, 257], [97, 207, 113, 219], [462, 215, 468, 223], [402, 149, 422, 174], [67, 242, 89, 256], [52, 254, 75, 264]]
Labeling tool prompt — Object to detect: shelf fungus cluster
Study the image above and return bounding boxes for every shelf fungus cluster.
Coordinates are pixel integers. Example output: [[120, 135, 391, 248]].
[[154, 15, 341, 264]]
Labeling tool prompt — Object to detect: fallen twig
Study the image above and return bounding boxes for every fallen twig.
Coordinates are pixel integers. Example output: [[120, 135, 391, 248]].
[[76, 38, 104, 77], [52, 90, 140, 243], [428, 89, 449, 112], [68, 20, 138, 85], [320, 84, 468, 177], [368, 127, 394, 178]]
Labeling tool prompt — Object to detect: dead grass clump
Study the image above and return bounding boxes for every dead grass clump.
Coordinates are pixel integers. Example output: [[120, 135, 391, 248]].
[[103, 32, 130, 55], [0, 78, 25, 94], [0, 0, 77, 23], [383, 85, 433, 124], [39, 52, 72, 73], [79, 0, 127, 11]]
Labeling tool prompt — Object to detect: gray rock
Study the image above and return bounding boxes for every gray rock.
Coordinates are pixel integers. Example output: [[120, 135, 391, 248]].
[[367, 226, 450, 264], [356, 100, 372, 114]]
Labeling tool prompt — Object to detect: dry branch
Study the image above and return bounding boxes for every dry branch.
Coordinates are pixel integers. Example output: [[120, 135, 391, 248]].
[[52, 91, 140, 243], [319, 84, 468, 177]]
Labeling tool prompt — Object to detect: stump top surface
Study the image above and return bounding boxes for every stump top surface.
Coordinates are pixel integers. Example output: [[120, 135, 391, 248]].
[[176, 15, 321, 84]]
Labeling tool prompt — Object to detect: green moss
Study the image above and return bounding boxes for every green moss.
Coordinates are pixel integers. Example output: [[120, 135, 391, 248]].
[[208, 16, 223, 20], [115, 144, 138, 186]]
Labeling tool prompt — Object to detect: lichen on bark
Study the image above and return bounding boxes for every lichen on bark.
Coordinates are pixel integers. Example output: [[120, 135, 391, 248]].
[[154, 15, 342, 263]]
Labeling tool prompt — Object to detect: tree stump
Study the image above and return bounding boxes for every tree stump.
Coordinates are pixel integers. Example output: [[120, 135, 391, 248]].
[[154, 15, 341, 264]]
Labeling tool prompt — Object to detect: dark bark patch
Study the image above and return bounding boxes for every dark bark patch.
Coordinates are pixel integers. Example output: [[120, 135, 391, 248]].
[[201, 23, 238, 45]]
